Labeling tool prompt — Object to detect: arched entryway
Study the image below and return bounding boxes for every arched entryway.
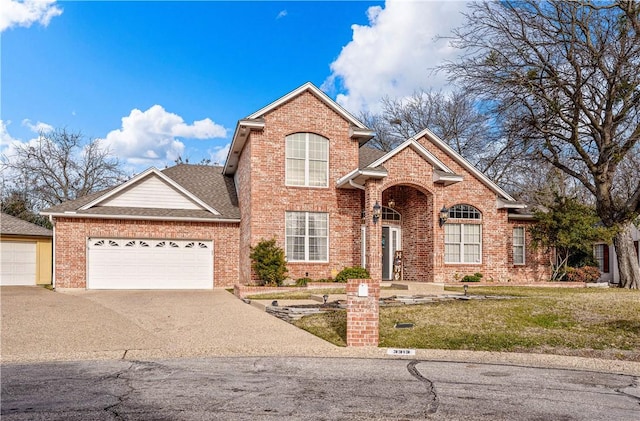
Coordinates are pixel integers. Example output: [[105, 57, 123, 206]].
[[379, 184, 434, 282]]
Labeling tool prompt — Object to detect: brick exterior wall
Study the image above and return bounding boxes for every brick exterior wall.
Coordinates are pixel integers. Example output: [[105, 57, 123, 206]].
[[52, 85, 549, 289], [236, 136, 253, 284], [53, 217, 239, 288], [237, 90, 549, 285], [242, 91, 363, 282], [374, 139, 549, 283]]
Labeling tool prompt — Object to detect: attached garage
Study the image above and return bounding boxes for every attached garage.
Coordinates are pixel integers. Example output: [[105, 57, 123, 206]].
[[1, 213, 53, 286], [41, 165, 241, 289], [87, 238, 214, 289]]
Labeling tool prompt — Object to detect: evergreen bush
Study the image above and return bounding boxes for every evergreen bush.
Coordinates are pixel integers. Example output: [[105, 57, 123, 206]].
[[249, 239, 288, 286], [335, 266, 370, 283], [461, 272, 483, 282]]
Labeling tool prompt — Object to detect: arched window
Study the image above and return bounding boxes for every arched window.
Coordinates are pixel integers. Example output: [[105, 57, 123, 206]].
[[285, 133, 329, 187], [382, 206, 401, 222], [448, 204, 482, 219], [445, 204, 482, 264]]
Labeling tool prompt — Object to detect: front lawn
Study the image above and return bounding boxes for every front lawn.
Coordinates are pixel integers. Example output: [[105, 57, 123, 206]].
[[245, 288, 346, 300], [293, 287, 640, 361]]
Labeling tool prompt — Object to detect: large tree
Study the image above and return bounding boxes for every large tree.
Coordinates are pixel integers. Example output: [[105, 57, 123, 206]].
[[443, 1, 640, 288], [1, 129, 125, 211], [360, 89, 528, 190]]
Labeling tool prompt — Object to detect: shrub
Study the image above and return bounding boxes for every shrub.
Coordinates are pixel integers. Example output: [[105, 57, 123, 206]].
[[461, 272, 483, 282], [296, 277, 312, 287], [249, 239, 288, 286], [565, 266, 601, 283], [335, 266, 370, 283]]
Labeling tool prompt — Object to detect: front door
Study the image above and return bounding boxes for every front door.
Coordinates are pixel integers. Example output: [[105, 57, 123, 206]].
[[382, 226, 401, 281]]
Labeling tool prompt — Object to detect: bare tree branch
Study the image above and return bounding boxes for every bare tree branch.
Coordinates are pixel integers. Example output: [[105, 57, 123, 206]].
[[2, 129, 125, 210], [442, 0, 640, 287]]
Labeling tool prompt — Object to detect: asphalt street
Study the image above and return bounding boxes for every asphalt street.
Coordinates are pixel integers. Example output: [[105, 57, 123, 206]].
[[2, 287, 640, 420], [2, 357, 639, 420]]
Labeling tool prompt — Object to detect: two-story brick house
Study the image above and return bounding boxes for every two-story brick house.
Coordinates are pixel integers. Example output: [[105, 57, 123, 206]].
[[42, 82, 549, 289]]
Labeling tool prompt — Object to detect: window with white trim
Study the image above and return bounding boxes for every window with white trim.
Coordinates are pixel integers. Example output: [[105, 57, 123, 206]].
[[449, 204, 481, 219], [444, 204, 482, 264], [285, 133, 328, 187], [285, 212, 328, 262], [445, 224, 482, 263], [513, 227, 525, 265]]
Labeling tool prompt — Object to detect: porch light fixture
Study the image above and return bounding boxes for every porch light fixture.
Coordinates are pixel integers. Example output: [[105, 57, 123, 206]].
[[388, 198, 396, 208], [439, 206, 449, 227], [373, 201, 382, 224]]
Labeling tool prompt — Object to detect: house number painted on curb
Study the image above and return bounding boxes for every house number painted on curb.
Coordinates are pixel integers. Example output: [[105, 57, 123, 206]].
[[387, 348, 416, 356]]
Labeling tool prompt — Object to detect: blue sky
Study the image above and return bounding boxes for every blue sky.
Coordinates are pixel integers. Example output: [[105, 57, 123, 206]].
[[1, 1, 467, 171]]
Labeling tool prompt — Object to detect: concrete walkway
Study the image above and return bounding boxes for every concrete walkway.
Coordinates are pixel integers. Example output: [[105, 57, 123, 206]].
[[2, 286, 639, 376]]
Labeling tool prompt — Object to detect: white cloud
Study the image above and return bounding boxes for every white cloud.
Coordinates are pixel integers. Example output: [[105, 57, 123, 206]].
[[0, 120, 19, 147], [0, 0, 63, 32], [323, 0, 468, 114], [22, 118, 53, 134], [101, 105, 227, 167], [0, 120, 40, 176], [276, 9, 287, 19], [208, 143, 230, 166]]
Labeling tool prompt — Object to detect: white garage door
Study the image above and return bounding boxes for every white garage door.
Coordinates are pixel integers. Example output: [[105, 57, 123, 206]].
[[1, 241, 37, 286], [87, 238, 213, 289]]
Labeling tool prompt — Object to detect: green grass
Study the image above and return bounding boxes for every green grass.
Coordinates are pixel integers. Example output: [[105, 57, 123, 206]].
[[293, 287, 640, 360]]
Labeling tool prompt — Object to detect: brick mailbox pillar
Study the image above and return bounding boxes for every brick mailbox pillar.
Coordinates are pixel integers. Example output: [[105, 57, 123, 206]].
[[346, 278, 381, 347]]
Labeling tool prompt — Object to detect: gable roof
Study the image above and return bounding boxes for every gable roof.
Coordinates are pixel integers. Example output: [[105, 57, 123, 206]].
[[223, 82, 375, 175], [78, 167, 219, 214], [340, 132, 521, 206], [247, 82, 369, 127], [1, 213, 52, 237], [366, 138, 456, 174], [338, 139, 463, 189], [411, 128, 517, 202], [41, 165, 240, 222]]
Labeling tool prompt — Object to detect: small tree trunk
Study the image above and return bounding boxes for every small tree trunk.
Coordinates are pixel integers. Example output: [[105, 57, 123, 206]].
[[612, 221, 640, 289]]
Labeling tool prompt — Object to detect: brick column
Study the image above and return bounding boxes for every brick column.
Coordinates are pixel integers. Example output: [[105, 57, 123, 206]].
[[346, 278, 380, 347], [364, 179, 382, 282]]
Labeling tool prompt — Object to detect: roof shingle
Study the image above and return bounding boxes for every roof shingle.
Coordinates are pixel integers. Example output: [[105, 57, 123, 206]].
[[1, 213, 53, 237], [40, 164, 240, 221], [359, 146, 387, 169]]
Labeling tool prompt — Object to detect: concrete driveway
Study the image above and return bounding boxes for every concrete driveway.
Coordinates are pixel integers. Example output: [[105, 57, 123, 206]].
[[3, 286, 640, 376], [0, 286, 337, 363]]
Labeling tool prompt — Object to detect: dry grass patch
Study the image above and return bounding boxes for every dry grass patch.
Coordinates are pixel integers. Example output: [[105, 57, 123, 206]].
[[245, 288, 345, 300], [293, 287, 640, 360]]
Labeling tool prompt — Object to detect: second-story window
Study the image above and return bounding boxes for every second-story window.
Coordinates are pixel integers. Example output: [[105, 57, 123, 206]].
[[286, 133, 328, 187]]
